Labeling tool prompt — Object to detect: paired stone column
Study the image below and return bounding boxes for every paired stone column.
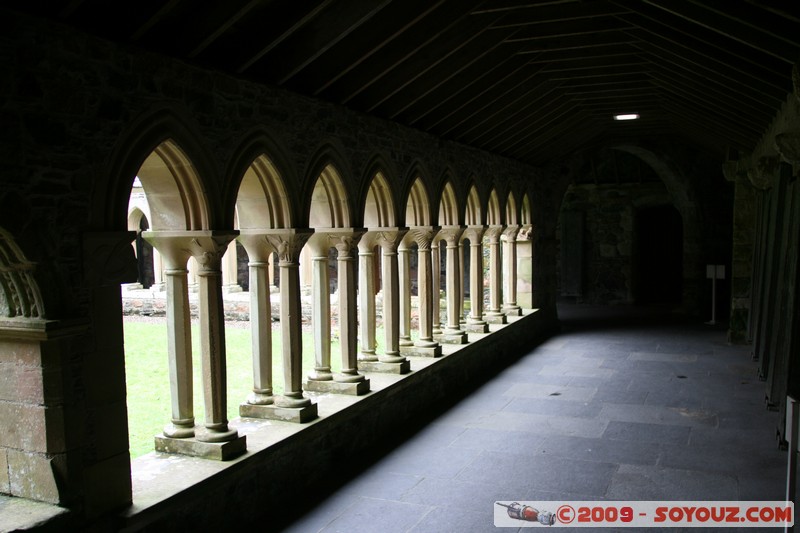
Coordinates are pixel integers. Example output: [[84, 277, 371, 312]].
[[405, 227, 442, 356], [357, 237, 378, 362], [306, 229, 370, 395], [144, 230, 246, 459], [502, 225, 522, 316], [436, 226, 468, 344], [261, 229, 318, 422], [361, 229, 412, 373], [222, 238, 242, 293], [237, 232, 277, 413], [463, 225, 489, 333], [483, 226, 507, 324]]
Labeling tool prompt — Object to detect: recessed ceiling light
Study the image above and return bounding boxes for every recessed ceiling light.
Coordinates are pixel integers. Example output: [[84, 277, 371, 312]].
[[614, 113, 640, 121]]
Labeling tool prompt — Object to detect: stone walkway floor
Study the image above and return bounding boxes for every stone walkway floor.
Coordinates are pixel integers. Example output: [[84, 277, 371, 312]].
[[277, 304, 787, 533]]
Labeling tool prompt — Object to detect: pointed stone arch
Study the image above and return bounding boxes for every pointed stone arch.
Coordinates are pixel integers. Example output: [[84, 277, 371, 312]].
[[309, 164, 351, 228], [487, 189, 501, 226], [505, 191, 519, 226], [0, 227, 45, 319], [438, 182, 459, 226], [136, 139, 211, 231], [521, 194, 532, 225], [405, 177, 432, 227], [465, 185, 482, 226], [364, 172, 395, 228], [236, 154, 293, 229]]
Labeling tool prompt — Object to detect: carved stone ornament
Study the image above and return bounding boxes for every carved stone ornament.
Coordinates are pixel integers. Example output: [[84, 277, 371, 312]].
[[517, 225, 534, 241], [1, 227, 46, 318], [265, 232, 311, 264], [775, 131, 800, 166], [409, 228, 435, 250], [82, 230, 138, 289], [747, 156, 780, 190]]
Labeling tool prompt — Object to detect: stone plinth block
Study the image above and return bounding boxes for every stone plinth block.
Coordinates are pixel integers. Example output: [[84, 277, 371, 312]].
[[305, 379, 370, 396], [358, 360, 411, 374], [465, 322, 489, 333], [503, 307, 522, 317], [401, 345, 443, 358], [484, 314, 507, 325], [154, 434, 246, 461], [434, 332, 469, 344], [239, 402, 318, 423]]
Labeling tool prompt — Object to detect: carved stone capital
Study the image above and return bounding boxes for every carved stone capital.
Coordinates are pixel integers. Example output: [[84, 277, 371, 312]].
[[462, 225, 487, 243], [409, 226, 438, 250], [517, 225, 534, 241], [143, 230, 236, 270], [237, 231, 276, 263], [484, 225, 505, 242], [502, 224, 520, 241], [775, 131, 800, 166], [263, 229, 313, 265], [747, 156, 780, 190], [375, 228, 408, 252], [437, 225, 464, 246]]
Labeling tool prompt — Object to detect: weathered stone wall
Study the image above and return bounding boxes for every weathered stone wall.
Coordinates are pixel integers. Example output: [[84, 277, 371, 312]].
[[558, 181, 672, 304]]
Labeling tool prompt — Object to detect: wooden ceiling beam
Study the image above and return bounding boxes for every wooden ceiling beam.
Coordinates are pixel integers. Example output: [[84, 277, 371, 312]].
[[504, 17, 635, 42], [489, 1, 632, 28]]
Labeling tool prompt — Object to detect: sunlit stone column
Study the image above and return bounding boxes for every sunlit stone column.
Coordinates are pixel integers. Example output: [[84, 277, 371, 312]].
[[464, 225, 489, 333], [398, 241, 414, 349], [306, 230, 370, 395], [306, 234, 333, 383], [237, 232, 276, 415], [437, 226, 468, 344], [516, 225, 534, 309], [483, 226, 507, 324], [432, 239, 442, 335], [503, 225, 522, 316], [406, 227, 442, 357], [151, 247, 166, 291], [263, 229, 317, 422], [361, 229, 411, 374], [357, 235, 378, 362], [222, 238, 242, 293], [144, 231, 247, 459], [142, 232, 194, 440]]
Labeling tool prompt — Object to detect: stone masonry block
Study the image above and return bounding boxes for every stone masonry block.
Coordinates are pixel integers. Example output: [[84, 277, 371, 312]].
[[81, 452, 132, 517], [7, 450, 68, 504], [0, 403, 66, 453], [0, 362, 44, 403]]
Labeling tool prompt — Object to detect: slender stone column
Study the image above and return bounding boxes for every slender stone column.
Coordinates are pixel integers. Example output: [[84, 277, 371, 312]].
[[237, 232, 276, 410], [484, 226, 507, 324], [306, 229, 370, 395], [142, 232, 194, 439], [357, 235, 378, 362], [190, 234, 240, 443], [464, 226, 489, 333], [503, 225, 522, 316], [306, 234, 333, 382], [360, 229, 411, 374], [263, 229, 317, 422], [406, 227, 442, 356], [398, 241, 414, 348], [152, 247, 166, 291], [332, 234, 369, 393], [458, 240, 465, 324], [222, 238, 242, 293], [432, 239, 442, 334], [436, 226, 468, 344]]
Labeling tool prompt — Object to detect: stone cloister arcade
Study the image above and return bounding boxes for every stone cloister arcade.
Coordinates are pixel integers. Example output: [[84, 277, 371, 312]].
[[122, 136, 535, 460]]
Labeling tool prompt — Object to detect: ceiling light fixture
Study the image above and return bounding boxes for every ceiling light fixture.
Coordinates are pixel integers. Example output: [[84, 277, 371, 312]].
[[614, 113, 640, 121]]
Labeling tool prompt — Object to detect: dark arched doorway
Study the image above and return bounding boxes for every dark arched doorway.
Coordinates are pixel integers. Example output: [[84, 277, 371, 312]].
[[634, 205, 683, 305]]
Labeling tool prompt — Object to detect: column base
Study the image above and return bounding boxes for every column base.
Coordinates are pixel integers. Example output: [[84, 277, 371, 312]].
[[305, 378, 370, 395], [401, 344, 443, 357], [239, 401, 318, 423], [503, 306, 522, 317], [434, 331, 469, 344], [484, 312, 507, 324], [222, 284, 243, 294], [358, 359, 411, 374], [154, 434, 246, 461], [465, 321, 489, 333]]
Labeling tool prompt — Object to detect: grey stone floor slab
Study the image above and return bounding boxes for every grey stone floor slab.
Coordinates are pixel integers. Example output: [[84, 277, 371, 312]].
[[279, 305, 787, 532]]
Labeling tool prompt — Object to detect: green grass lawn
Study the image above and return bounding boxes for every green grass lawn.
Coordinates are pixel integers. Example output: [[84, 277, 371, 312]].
[[124, 319, 404, 458]]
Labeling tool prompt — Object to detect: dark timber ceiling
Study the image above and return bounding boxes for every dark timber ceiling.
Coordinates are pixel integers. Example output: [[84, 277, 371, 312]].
[[11, 0, 800, 166]]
